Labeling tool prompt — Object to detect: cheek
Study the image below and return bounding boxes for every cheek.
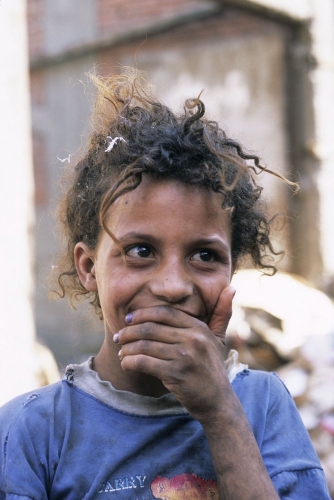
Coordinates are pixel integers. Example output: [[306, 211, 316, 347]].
[[99, 273, 139, 311], [202, 273, 231, 310], [99, 283, 131, 332]]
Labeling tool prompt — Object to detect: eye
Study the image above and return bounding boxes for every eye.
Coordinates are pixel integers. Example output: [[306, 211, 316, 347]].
[[191, 250, 216, 262], [126, 245, 153, 258]]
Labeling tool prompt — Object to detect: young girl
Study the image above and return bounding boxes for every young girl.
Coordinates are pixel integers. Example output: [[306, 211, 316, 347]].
[[0, 69, 330, 500]]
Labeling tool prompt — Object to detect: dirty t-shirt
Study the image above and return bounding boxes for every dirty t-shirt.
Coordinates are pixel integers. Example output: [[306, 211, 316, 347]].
[[0, 353, 330, 500]]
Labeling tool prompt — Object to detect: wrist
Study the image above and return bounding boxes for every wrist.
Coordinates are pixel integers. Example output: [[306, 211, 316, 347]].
[[195, 384, 243, 431]]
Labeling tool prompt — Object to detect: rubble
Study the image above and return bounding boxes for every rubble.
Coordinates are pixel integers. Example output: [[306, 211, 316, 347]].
[[227, 270, 334, 498]]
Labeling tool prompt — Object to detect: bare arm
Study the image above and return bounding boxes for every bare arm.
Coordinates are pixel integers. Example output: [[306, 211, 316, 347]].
[[199, 385, 279, 499]]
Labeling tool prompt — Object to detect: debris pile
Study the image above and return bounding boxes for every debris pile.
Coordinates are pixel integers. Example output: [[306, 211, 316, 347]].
[[228, 270, 334, 498]]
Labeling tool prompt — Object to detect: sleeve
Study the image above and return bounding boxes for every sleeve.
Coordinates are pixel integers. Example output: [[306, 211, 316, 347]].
[[260, 372, 330, 499], [233, 370, 331, 499], [272, 468, 330, 500], [0, 394, 53, 500]]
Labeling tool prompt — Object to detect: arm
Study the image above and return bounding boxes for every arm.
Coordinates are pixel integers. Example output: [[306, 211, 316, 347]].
[[199, 386, 279, 499], [116, 286, 279, 499], [192, 287, 279, 499]]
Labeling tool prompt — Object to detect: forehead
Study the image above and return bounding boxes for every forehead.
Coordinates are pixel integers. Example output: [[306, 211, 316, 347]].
[[108, 176, 231, 239]]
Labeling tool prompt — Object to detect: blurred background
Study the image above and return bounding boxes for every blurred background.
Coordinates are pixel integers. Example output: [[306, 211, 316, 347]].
[[1, 0, 334, 495]]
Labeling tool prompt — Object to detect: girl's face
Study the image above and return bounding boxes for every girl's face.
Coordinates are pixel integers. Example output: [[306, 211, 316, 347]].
[[77, 176, 234, 337]]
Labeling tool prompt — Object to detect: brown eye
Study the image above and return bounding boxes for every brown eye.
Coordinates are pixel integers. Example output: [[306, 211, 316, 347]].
[[126, 245, 152, 258], [191, 250, 215, 262]]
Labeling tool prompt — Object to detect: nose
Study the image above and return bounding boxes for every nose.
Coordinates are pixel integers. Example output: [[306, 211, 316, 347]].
[[149, 259, 193, 304]]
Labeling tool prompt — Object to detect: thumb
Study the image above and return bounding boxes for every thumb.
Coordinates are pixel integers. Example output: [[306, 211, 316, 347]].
[[208, 286, 236, 341]]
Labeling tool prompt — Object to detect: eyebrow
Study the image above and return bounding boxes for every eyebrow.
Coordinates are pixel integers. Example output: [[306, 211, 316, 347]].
[[117, 233, 230, 252], [196, 236, 229, 244], [193, 237, 231, 253], [117, 232, 158, 242]]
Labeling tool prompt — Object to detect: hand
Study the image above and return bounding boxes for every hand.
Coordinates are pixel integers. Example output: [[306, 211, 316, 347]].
[[115, 286, 236, 422]]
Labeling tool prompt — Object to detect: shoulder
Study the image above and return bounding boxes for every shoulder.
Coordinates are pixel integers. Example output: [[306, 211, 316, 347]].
[[231, 369, 308, 452], [0, 382, 71, 497], [232, 366, 287, 387], [0, 381, 63, 410], [0, 381, 61, 410], [231, 368, 305, 435], [0, 376, 108, 443], [231, 368, 291, 410], [0, 381, 71, 437], [232, 370, 327, 482]]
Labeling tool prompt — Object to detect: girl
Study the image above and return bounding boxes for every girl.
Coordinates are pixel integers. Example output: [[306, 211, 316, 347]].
[[0, 69, 330, 500]]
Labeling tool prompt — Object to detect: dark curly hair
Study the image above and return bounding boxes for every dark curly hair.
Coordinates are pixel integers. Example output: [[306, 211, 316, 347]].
[[53, 68, 297, 318]]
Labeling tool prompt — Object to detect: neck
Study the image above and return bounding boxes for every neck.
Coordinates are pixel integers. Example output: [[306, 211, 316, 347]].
[[93, 342, 169, 398]]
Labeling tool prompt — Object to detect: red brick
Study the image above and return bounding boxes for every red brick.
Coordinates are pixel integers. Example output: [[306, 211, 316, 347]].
[[27, 0, 44, 59], [97, 0, 211, 34], [30, 70, 46, 107], [97, 6, 285, 70]]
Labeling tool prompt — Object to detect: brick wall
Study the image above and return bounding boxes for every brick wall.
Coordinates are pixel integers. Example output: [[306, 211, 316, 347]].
[[97, 7, 284, 74], [30, 70, 46, 106], [97, 0, 213, 34], [30, 67, 47, 206], [32, 132, 48, 206], [27, 0, 44, 59]]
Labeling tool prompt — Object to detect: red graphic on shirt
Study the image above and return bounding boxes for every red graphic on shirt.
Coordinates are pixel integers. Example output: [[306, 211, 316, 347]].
[[151, 473, 218, 499]]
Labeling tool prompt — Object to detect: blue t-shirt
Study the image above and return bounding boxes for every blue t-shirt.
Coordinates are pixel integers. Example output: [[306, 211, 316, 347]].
[[0, 359, 330, 499]]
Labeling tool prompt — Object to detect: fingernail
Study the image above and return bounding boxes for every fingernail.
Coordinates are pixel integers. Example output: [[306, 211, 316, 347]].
[[118, 348, 122, 359], [113, 332, 119, 343], [125, 312, 133, 324]]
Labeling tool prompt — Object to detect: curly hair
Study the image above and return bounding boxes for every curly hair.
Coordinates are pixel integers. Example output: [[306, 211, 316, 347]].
[[53, 67, 297, 318]]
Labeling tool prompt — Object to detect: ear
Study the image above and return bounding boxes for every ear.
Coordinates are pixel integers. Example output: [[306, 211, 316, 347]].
[[74, 242, 97, 292]]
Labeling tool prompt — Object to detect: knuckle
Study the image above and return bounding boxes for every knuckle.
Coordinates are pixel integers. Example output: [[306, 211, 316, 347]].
[[177, 346, 189, 358], [138, 322, 155, 336], [137, 339, 151, 353], [132, 355, 148, 372], [122, 354, 146, 372], [191, 333, 207, 350]]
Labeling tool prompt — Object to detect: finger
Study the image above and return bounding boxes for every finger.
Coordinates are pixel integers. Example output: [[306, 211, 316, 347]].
[[120, 351, 197, 387], [124, 305, 199, 329], [120, 353, 172, 381], [116, 322, 182, 346], [118, 337, 177, 361], [117, 322, 218, 369], [209, 286, 236, 340]]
